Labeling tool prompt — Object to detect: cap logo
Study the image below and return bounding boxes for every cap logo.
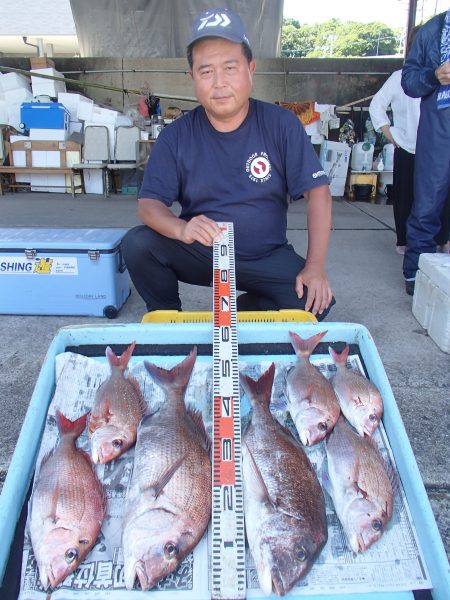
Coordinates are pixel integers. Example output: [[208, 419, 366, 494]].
[[198, 13, 231, 30]]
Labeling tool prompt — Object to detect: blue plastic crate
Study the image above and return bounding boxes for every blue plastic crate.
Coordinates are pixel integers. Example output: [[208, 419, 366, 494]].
[[0, 322, 448, 598], [20, 102, 69, 130]]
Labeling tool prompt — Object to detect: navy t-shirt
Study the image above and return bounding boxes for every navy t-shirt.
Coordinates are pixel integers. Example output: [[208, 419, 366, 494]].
[[139, 98, 328, 259]]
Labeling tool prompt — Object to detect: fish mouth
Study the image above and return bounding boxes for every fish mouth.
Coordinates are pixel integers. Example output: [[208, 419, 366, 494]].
[[299, 429, 311, 446], [135, 560, 151, 591], [363, 420, 378, 436], [46, 564, 63, 590], [271, 566, 286, 596], [126, 559, 162, 591]]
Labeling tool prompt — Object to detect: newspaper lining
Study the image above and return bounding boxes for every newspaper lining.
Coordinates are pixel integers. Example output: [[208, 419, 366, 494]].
[[19, 350, 431, 599]]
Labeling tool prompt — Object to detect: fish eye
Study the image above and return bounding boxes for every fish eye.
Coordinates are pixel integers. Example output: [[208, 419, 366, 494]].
[[112, 438, 123, 449], [369, 414, 378, 422], [65, 548, 79, 564], [164, 542, 178, 559], [294, 545, 308, 562], [318, 421, 328, 432], [372, 519, 382, 531]]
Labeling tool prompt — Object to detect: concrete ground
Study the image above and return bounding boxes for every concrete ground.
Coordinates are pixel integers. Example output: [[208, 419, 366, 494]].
[[0, 191, 448, 562]]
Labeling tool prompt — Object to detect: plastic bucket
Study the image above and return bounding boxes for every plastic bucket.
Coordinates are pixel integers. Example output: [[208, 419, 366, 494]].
[[352, 183, 374, 201]]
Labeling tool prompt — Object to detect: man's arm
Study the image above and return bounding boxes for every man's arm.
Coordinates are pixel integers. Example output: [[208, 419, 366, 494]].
[[402, 22, 441, 98], [138, 198, 222, 246], [295, 184, 333, 316]]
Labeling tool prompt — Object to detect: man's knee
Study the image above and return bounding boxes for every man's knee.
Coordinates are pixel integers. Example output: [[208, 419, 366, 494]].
[[122, 226, 152, 268]]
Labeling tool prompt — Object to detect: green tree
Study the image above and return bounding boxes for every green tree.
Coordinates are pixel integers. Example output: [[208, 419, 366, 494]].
[[281, 18, 400, 58]]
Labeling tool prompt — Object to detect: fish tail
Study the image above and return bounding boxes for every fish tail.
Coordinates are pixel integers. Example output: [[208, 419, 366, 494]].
[[289, 330, 327, 358], [55, 410, 88, 440], [105, 341, 136, 371], [144, 347, 197, 393], [240, 363, 275, 409], [329, 344, 349, 366]]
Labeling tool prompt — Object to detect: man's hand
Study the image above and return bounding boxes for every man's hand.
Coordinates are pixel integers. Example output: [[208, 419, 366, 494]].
[[380, 124, 398, 147], [295, 262, 333, 316], [179, 215, 223, 246], [435, 61, 450, 86], [138, 198, 223, 246]]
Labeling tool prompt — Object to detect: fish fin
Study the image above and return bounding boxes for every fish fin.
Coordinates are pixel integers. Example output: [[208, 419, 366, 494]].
[[239, 363, 275, 409], [329, 344, 349, 366], [243, 440, 276, 509], [289, 330, 327, 358], [105, 341, 136, 371], [144, 347, 197, 394], [270, 387, 288, 412], [55, 410, 88, 440], [319, 460, 333, 497], [186, 406, 211, 453], [148, 453, 187, 499]]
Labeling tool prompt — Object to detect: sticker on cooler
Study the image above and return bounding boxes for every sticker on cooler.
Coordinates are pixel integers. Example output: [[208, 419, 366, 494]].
[[0, 256, 78, 275]]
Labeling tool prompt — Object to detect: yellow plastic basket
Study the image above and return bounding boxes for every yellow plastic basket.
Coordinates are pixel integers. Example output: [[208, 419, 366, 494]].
[[141, 309, 317, 324]]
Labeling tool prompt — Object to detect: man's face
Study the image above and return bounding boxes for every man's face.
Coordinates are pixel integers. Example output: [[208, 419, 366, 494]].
[[190, 37, 256, 129]]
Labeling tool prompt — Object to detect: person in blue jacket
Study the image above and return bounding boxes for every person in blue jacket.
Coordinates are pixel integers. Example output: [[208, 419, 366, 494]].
[[401, 9, 450, 295], [122, 8, 335, 319]]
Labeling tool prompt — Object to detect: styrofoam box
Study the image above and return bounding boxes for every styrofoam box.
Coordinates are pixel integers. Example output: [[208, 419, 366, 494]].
[[83, 168, 104, 194], [0, 99, 7, 124], [69, 120, 83, 134], [58, 92, 93, 121], [91, 105, 119, 125], [413, 253, 450, 353], [4, 88, 34, 105], [30, 68, 66, 97], [29, 149, 65, 193], [0, 72, 31, 93], [10, 135, 31, 183], [29, 128, 70, 141]]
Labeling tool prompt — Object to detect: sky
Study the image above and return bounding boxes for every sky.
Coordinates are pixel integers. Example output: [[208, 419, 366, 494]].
[[283, 0, 449, 29]]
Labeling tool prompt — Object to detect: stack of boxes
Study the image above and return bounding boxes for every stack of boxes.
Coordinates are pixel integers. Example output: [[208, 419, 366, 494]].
[[1, 64, 136, 194], [0, 73, 33, 130]]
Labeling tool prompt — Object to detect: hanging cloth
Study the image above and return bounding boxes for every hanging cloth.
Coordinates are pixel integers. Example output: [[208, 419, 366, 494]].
[[437, 8, 450, 109]]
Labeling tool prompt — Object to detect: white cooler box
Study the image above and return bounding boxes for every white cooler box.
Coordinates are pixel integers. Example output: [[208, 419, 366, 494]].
[[412, 253, 450, 353], [0, 228, 131, 318]]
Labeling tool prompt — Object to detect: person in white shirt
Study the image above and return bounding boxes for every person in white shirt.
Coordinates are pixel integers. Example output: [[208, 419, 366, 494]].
[[369, 29, 421, 255]]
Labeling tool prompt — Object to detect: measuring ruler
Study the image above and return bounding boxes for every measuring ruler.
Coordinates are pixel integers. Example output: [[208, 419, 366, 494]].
[[211, 222, 246, 599]]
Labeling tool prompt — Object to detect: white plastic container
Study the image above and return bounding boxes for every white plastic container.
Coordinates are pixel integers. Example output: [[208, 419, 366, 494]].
[[382, 143, 395, 170], [350, 141, 374, 171], [413, 253, 450, 353], [30, 68, 66, 98]]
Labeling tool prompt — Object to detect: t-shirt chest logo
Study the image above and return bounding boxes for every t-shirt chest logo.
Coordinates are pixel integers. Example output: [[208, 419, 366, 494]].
[[246, 152, 272, 183]]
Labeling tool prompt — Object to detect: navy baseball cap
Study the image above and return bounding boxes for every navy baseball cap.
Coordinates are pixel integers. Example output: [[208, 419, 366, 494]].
[[188, 8, 251, 48]]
